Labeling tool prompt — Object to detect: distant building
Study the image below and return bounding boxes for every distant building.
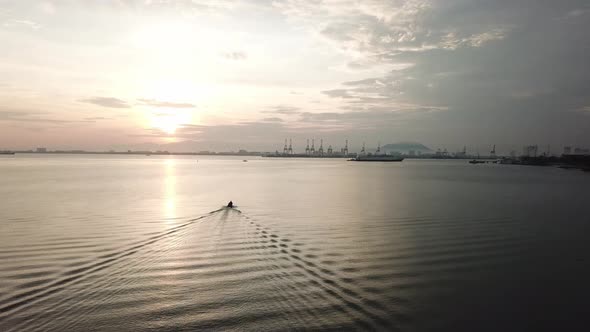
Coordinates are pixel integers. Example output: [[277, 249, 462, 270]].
[[408, 150, 416, 157], [36, 147, 47, 153], [574, 147, 590, 155], [564, 146, 572, 155]]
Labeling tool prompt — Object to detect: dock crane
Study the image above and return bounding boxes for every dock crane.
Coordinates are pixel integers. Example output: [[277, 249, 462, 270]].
[[283, 139, 288, 155]]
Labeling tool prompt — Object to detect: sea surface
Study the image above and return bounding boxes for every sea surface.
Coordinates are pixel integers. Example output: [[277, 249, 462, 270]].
[[1, 154, 589, 331]]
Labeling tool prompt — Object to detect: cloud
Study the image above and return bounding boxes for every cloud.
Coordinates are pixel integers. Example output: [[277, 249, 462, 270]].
[[439, 28, 507, 50], [0, 111, 43, 118], [80, 97, 196, 111], [114, 0, 239, 10], [262, 105, 301, 115], [84, 117, 111, 121], [222, 51, 247, 60], [271, 0, 590, 147], [342, 78, 383, 86], [297, 108, 433, 127], [565, 7, 590, 18], [261, 117, 284, 122], [321, 89, 354, 99], [80, 97, 131, 108], [137, 98, 195, 108], [3, 19, 41, 30], [276, 0, 509, 64], [0, 110, 93, 124]]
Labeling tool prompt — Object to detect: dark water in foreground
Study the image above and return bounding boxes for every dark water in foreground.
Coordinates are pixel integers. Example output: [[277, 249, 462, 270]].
[[1, 155, 589, 331]]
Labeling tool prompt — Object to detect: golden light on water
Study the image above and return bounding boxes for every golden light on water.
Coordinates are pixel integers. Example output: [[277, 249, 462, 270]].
[[164, 158, 176, 220]]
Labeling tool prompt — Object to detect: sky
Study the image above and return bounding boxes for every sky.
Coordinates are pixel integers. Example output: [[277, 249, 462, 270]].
[[1, 0, 589, 154]]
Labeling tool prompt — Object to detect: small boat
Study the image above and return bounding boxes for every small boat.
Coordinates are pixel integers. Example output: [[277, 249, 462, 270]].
[[0, 151, 15, 155], [469, 159, 486, 164], [243, 160, 248, 162], [558, 165, 577, 170]]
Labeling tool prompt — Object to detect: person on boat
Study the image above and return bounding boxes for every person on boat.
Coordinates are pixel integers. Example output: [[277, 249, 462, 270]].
[[227, 201, 233, 208]]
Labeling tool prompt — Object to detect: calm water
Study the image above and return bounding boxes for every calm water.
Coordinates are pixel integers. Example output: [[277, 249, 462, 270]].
[[1, 154, 589, 331]]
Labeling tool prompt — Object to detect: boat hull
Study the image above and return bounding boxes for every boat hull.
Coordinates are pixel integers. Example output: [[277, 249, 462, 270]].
[[351, 156, 404, 162]]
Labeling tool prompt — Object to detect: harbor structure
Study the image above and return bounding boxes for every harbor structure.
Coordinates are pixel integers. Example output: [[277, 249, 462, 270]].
[[266, 139, 354, 158]]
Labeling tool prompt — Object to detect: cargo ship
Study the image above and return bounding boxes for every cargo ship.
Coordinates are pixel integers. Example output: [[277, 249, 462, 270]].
[[352, 155, 404, 162], [349, 143, 403, 162]]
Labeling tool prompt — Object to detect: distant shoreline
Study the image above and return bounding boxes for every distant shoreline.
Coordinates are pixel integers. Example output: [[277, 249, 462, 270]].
[[3, 151, 498, 160], [4, 151, 265, 156]]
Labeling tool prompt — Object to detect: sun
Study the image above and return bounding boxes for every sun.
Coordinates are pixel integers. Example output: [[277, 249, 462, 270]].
[[138, 80, 198, 136], [156, 119, 178, 135], [149, 109, 192, 135]]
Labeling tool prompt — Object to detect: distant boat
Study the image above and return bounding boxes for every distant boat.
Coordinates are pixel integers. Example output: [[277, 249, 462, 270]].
[[243, 160, 248, 162], [469, 159, 486, 164], [558, 165, 577, 170], [0, 151, 15, 155]]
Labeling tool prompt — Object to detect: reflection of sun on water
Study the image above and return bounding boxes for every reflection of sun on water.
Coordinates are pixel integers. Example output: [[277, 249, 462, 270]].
[[164, 159, 176, 221]]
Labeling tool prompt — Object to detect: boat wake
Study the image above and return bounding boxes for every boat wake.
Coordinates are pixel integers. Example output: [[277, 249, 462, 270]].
[[1, 207, 414, 331], [0, 208, 224, 319]]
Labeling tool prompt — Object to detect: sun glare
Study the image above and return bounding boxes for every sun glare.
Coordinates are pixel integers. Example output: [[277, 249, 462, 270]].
[[149, 109, 192, 135]]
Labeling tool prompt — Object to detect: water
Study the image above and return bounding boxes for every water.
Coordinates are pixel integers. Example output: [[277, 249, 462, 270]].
[[1, 154, 589, 331]]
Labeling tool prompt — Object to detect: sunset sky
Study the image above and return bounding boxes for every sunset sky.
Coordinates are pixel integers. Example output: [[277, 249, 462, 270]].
[[1, 0, 589, 153]]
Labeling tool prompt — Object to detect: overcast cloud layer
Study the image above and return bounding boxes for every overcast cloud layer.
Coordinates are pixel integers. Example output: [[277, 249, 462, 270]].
[[1, 0, 589, 153]]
